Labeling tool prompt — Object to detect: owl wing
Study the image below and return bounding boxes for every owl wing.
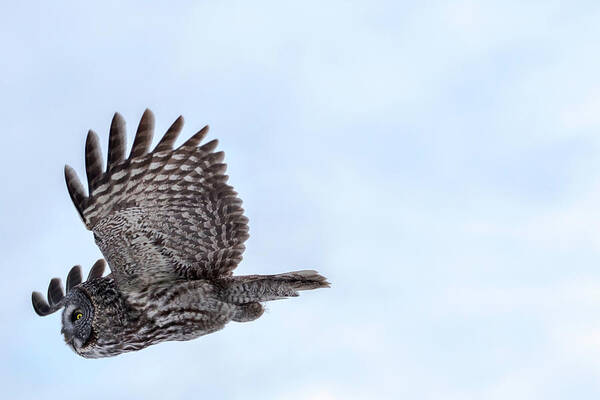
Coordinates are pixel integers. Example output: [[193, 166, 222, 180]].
[[65, 110, 249, 292]]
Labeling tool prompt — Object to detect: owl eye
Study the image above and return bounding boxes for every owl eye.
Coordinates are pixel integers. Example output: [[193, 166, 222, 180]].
[[72, 310, 83, 322]]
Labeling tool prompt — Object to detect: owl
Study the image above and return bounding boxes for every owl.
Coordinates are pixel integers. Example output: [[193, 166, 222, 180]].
[[32, 110, 329, 358]]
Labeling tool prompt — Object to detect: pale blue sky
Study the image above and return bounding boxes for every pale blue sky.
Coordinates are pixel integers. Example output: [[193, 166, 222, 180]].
[[2, 1, 600, 399]]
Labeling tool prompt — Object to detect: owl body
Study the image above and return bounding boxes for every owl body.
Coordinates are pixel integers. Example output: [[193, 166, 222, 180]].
[[32, 110, 329, 358], [65, 269, 317, 358], [70, 277, 235, 358]]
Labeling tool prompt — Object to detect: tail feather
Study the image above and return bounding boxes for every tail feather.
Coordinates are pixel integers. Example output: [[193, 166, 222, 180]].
[[272, 270, 331, 291], [222, 270, 330, 304]]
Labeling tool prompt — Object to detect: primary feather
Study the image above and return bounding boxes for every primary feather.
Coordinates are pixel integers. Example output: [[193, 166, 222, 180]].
[[65, 109, 248, 293]]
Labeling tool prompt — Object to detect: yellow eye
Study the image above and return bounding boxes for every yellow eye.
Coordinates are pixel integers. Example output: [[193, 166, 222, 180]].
[[72, 310, 83, 322]]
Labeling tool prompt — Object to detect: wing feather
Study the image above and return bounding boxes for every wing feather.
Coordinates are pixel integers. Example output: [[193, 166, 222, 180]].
[[129, 108, 154, 158], [67, 110, 249, 292], [198, 138, 218, 153], [85, 130, 103, 193], [178, 125, 209, 150], [154, 115, 183, 152], [64, 165, 87, 221], [66, 265, 82, 291], [87, 259, 106, 280], [107, 112, 126, 170]]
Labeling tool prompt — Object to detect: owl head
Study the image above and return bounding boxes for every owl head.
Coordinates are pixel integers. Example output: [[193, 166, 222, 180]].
[[32, 260, 106, 353]]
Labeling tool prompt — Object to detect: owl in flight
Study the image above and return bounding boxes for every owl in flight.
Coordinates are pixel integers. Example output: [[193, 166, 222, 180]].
[[32, 110, 329, 358]]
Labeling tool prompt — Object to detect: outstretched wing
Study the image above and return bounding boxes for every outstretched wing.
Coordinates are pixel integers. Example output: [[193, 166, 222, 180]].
[[65, 109, 249, 292]]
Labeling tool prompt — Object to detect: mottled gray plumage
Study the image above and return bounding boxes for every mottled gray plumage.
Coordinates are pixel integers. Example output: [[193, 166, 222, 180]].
[[32, 110, 329, 358]]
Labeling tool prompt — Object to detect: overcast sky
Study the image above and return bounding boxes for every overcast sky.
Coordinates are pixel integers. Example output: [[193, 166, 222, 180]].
[[2, 1, 600, 399]]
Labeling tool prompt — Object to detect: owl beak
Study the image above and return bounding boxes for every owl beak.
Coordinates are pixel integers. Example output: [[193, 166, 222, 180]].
[[62, 331, 79, 353], [63, 333, 73, 345], [62, 327, 74, 344]]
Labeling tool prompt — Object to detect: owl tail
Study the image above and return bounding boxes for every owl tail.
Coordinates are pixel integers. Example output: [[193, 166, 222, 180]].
[[223, 270, 330, 305], [268, 270, 331, 292]]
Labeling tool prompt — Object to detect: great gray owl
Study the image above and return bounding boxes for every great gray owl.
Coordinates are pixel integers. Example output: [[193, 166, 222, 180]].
[[31, 109, 329, 358]]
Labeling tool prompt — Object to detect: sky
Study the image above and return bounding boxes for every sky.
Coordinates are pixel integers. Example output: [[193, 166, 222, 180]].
[[2, 0, 600, 398]]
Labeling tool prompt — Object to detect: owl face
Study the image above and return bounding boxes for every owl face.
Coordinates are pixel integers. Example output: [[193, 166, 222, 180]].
[[61, 289, 94, 353]]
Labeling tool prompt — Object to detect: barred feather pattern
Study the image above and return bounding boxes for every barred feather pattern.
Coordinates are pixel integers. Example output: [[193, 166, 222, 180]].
[[65, 109, 249, 293], [32, 109, 330, 358], [74, 277, 238, 358]]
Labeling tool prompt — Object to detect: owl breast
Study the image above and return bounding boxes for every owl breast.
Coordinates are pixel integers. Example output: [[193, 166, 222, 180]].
[[78, 278, 237, 358]]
